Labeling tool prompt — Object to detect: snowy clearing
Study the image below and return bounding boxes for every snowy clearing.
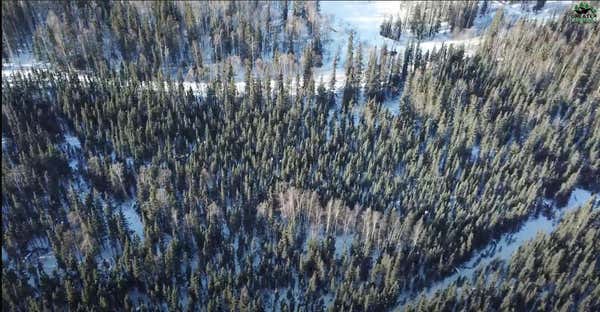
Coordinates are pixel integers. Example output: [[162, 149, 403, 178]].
[[317, 0, 573, 106]]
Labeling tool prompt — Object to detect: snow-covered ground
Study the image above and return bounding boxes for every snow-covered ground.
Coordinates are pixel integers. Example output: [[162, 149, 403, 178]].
[[38, 253, 58, 274], [2, 51, 49, 79], [320, 1, 403, 52], [16, 130, 146, 280], [63, 134, 82, 149], [317, 1, 573, 112], [1, 1, 573, 96], [120, 199, 145, 241], [14, 134, 85, 277], [395, 187, 596, 308], [25, 238, 59, 276], [1, 247, 8, 262], [470, 145, 480, 162], [334, 233, 354, 258], [0, 2, 582, 302], [320, 1, 572, 58]]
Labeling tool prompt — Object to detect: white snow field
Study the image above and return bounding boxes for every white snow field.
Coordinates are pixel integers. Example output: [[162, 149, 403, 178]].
[[319, 1, 572, 55], [317, 1, 573, 115]]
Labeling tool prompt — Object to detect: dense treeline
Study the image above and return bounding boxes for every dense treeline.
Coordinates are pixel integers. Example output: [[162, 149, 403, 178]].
[[406, 203, 600, 311], [3, 0, 325, 74], [2, 2, 600, 311], [380, 1, 483, 41]]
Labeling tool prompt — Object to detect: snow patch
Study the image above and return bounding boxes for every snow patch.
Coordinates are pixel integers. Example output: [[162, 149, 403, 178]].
[[2, 247, 8, 262], [470, 145, 480, 162], [64, 134, 82, 149], [564, 188, 592, 212], [334, 233, 354, 258], [120, 200, 145, 241], [2, 52, 50, 79], [38, 252, 58, 274], [1, 137, 9, 150]]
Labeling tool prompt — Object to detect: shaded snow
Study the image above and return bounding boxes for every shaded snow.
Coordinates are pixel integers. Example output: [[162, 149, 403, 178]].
[[302, 228, 356, 260], [2, 51, 50, 80], [120, 199, 145, 241], [334, 233, 354, 258], [1, 137, 8, 150], [59, 133, 92, 197], [38, 252, 58, 274], [382, 95, 401, 115], [323, 293, 334, 309], [470, 145, 480, 162], [64, 134, 81, 149], [61, 134, 82, 170]]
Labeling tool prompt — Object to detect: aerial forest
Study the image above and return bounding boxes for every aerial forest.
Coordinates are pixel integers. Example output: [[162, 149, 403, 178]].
[[2, 1, 599, 311]]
